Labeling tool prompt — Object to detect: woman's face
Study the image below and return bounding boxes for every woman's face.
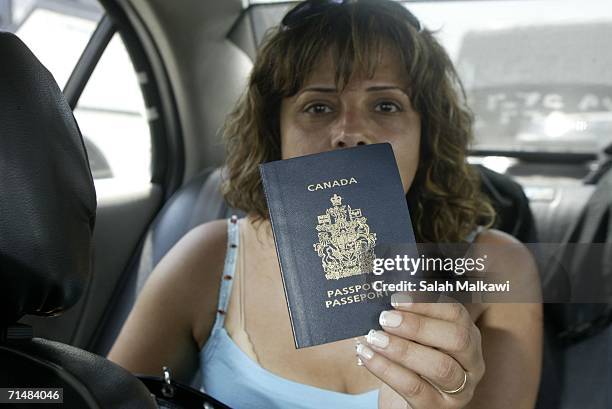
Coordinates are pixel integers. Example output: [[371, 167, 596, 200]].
[[280, 50, 421, 193]]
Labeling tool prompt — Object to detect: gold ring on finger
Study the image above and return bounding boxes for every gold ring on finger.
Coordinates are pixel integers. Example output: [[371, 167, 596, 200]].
[[440, 370, 467, 395]]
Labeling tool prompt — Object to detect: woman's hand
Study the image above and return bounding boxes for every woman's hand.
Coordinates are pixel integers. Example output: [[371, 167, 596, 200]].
[[356, 294, 485, 409]]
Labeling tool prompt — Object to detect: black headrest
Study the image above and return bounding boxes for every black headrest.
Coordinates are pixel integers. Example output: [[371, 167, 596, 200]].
[[0, 32, 97, 325]]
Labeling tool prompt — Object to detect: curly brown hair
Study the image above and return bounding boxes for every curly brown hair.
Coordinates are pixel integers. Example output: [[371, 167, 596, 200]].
[[222, 0, 495, 243]]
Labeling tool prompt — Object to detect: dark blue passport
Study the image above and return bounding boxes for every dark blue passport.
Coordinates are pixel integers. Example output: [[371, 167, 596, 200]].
[[260, 143, 416, 348]]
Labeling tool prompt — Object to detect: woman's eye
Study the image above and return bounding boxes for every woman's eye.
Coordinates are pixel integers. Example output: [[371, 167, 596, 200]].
[[374, 101, 402, 113], [305, 103, 333, 114]]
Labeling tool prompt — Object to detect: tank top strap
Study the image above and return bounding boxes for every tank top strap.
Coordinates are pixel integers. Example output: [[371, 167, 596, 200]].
[[212, 215, 240, 331]]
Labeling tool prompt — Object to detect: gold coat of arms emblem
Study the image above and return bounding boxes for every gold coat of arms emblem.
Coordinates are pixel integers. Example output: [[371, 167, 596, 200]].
[[313, 194, 377, 280]]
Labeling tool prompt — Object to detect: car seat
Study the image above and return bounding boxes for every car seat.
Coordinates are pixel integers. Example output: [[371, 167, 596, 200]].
[[549, 166, 612, 409], [0, 31, 157, 409]]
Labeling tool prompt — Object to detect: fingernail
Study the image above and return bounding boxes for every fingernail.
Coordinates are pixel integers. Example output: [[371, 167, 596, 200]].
[[356, 343, 375, 360], [391, 293, 412, 308], [379, 310, 403, 327], [366, 329, 389, 348], [355, 340, 364, 364]]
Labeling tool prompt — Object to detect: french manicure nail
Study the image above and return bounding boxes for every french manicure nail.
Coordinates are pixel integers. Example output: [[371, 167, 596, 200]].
[[391, 293, 412, 308], [379, 310, 403, 327], [366, 329, 389, 348], [356, 343, 375, 360], [355, 340, 365, 365]]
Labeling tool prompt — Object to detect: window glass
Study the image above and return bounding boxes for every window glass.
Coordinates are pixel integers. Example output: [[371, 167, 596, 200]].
[[1, 1, 151, 185], [407, 0, 612, 154], [7, 1, 103, 89], [74, 33, 152, 186]]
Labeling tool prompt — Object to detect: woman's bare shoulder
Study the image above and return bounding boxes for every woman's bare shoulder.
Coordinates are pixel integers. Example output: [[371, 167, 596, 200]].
[[474, 228, 536, 270], [107, 219, 229, 377], [142, 219, 230, 346], [151, 219, 228, 289], [172, 220, 230, 345], [474, 228, 542, 307], [179, 219, 229, 264]]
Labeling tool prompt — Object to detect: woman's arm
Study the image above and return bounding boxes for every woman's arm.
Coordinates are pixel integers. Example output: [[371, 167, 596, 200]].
[[107, 220, 228, 383], [469, 303, 542, 408], [357, 229, 542, 409], [468, 231, 543, 409]]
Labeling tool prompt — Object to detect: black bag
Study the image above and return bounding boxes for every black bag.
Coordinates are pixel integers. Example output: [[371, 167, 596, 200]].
[[137, 368, 232, 409]]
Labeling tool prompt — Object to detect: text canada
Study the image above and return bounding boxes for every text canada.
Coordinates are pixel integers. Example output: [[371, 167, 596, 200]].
[[307, 177, 358, 191]]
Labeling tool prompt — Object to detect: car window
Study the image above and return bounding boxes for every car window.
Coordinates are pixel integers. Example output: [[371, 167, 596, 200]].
[[1, 0, 151, 186], [407, 0, 612, 155], [73, 33, 152, 186], [5, 1, 103, 89]]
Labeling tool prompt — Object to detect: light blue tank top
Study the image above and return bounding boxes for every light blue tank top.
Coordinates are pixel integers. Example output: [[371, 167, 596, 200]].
[[199, 218, 379, 409], [199, 217, 484, 408]]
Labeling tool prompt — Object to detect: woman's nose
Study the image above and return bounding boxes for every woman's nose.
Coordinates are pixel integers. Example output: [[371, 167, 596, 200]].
[[331, 109, 373, 148]]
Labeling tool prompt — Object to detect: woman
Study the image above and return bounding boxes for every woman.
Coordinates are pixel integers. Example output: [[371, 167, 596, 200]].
[[108, 1, 542, 408]]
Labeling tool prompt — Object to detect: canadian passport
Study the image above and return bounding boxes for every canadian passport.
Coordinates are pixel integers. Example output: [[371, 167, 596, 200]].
[[259, 143, 416, 348]]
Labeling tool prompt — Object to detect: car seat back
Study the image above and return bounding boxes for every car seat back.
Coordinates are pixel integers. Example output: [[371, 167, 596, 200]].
[[0, 31, 156, 409]]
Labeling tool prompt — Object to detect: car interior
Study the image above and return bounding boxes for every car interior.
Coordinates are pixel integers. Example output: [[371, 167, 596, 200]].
[[1, 0, 611, 408]]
